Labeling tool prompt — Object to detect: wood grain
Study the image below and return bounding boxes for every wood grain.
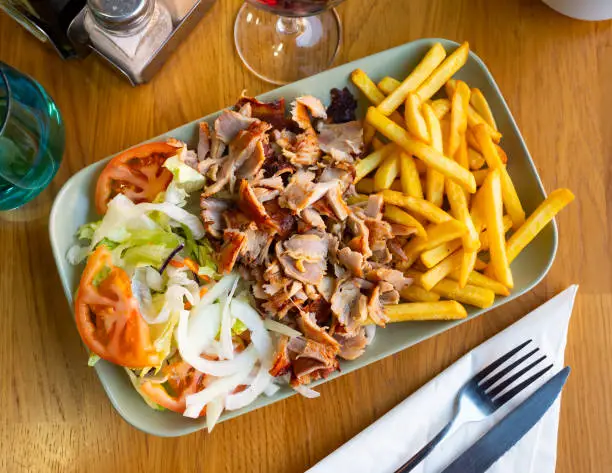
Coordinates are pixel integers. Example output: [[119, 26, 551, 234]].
[[1, 1, 611, 472]]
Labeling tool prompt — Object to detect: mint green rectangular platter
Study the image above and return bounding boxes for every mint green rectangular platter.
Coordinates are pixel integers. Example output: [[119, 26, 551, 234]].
[[49, 38, 557, 437]]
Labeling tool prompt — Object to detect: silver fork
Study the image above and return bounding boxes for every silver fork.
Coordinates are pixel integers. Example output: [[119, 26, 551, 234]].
[[395, 340, 553, 473]]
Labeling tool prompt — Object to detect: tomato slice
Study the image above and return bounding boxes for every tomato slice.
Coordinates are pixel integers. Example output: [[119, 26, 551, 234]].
[[140, 360, 208, 415], [95, 142, 179, 214], [75, 246, 159, 368]]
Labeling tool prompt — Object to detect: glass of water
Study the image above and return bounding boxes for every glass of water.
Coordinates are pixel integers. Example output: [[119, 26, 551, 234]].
[[0, 62, 65, 211]]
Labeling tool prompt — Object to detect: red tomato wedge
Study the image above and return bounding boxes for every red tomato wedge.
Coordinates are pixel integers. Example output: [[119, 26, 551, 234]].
[[75, 246, 159, 368], [95, 142, 179, 214], [140, 360, 208, 415]]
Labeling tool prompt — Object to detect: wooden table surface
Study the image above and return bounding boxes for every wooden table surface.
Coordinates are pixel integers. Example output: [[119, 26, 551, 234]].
[[1, 1, 611, 472]]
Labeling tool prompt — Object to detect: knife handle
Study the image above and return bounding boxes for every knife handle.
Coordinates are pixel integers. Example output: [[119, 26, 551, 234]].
[[394, 420, 454, 473]]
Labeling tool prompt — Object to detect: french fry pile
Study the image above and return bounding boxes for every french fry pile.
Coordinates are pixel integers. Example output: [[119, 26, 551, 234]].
[[351, 42, 575, 323]]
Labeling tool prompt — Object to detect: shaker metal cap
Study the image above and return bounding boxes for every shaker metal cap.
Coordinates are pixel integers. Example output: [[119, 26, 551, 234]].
[[87, 0, 154, 33]]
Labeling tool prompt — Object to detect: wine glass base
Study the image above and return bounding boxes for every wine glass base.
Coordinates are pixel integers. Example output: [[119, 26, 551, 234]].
[[234, 3, 341, 85]]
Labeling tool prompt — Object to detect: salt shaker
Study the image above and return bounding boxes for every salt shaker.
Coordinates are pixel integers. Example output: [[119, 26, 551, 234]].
[[84, 0, 173, 83]]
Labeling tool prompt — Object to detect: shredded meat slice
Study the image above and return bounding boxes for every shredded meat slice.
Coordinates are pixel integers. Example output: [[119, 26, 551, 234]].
[[301, 207, 326, 231], [283, 234, 329, 262], [218, 229, 247, 274], [253, 187, 279, 203], [291, 96, 327, 129], [276, 242, 326, 286], [269, 336, 291, 376], [203, 121, 272, 196], [330, 278, 362, 327], [297, 312, 340, 349], [237, 179, 277, 230], [200, 197, 231, 238], [263, 200, 296, 239], [237, 140, 266, 180], [280, 170, 337, 214], [365, 267, 412, 291], [337, 247, 364, 277], [197, 122, 211, 162], [389, 223, 419, 237], [347, 213, 372, 258], [334, 327, 368, 361], [326, 184, 349, 221], [367, 283, 389, 327], [284, 129, 321, 166], [215, 109, 258, 145], [235, 96, 287, 130], [316, 276, 335, 302], [319, 167, 353, 192], [364, 194, 384, 220], [318, 121, 363, 162], [241, 223, 273, 265]]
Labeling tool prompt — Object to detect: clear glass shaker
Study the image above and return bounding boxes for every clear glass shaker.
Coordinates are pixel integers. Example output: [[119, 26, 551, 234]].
[[84, 0, 173, 83]]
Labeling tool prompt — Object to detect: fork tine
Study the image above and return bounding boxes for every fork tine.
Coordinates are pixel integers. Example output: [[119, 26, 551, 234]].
[[479, 348, 540, 391], [474, 340, 532, 382], [486, 355, 547, 397], [493, 364, 554, 407]]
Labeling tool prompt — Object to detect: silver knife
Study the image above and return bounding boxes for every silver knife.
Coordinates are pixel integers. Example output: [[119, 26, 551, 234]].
[[441, 366, 570, 473]]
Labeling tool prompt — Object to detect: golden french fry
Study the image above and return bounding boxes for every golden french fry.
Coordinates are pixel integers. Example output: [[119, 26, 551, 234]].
[[378, 42, 447, 116], [372, 137, 385, 151], [495, 144, 508, 164], [458, 250, 477, 288], [472, 168, 488, 187], [403, 219, 468, 266], [346, 194, 370, 205], [421, 250, 464, 291], [400, 152, 424, 198], [350, 69, 404, 125], [415, 159, 428, 174], [447, 79, 502, 143], [363, 122, 376, 148], [366, 107, 477, 193], [420, 239, 462, 268], [399, 285, 441, 303], [430, 98, 451, 119], [448, 269, 510, 296], [507, 189, 575, 263], [482, 169, 513, 288], [378, 76, 401, 95], [354, 143, 395, 183], [415, 42, 470, 103], [383, 204, 427, 238], [430, 279, 495, 309], [448, 80, 470, 157], [468, 147, 485, 170], [474, 125, 525, 228], [474, 257, 487, 271], [446, 179, 480, 251], [356, 177, 402, 194], [466, 127, 482, 152], [479, 215, 512, 250], [405, 93, 431, 143], [381, 189, 454, 223], [374, 153, 401, 191], [456, 135, 469, 170], [470, 88, 497, 130], [382, 300, 467, 321], [422, 103, 445, 207]]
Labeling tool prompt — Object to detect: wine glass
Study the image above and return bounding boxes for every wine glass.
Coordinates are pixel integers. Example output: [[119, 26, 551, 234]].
[[234, 0, 347, 85]]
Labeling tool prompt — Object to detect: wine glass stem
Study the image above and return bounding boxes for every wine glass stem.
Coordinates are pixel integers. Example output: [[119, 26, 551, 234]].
[[276, 16, 302, 35]]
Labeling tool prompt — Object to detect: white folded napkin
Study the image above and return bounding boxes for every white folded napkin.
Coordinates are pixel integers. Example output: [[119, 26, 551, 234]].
[[308, 285, 578, 473]]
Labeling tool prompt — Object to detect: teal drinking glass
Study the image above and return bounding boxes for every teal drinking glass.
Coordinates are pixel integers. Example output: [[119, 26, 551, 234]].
[[0, 62, 65, 210]]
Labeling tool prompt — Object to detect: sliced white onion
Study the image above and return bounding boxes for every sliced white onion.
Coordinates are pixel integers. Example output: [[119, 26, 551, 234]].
[[198, 274, 239, 307], [230, 299, 273, 359], [263, 383, 281, 397], [149, 285, 192, 325], [263, 319, 302, 338], [293, 384, 321, 399], [364, 325, 377, 346], [144, 266, 164, 292], [205, 395, 225, 432], [137, 202, 205, 239], [219, 277, 239, 360], [184, 368, 251, 418], [225, 363, 274, 411], [187, 303, 221, 355], [177, 309, 258, 377]]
